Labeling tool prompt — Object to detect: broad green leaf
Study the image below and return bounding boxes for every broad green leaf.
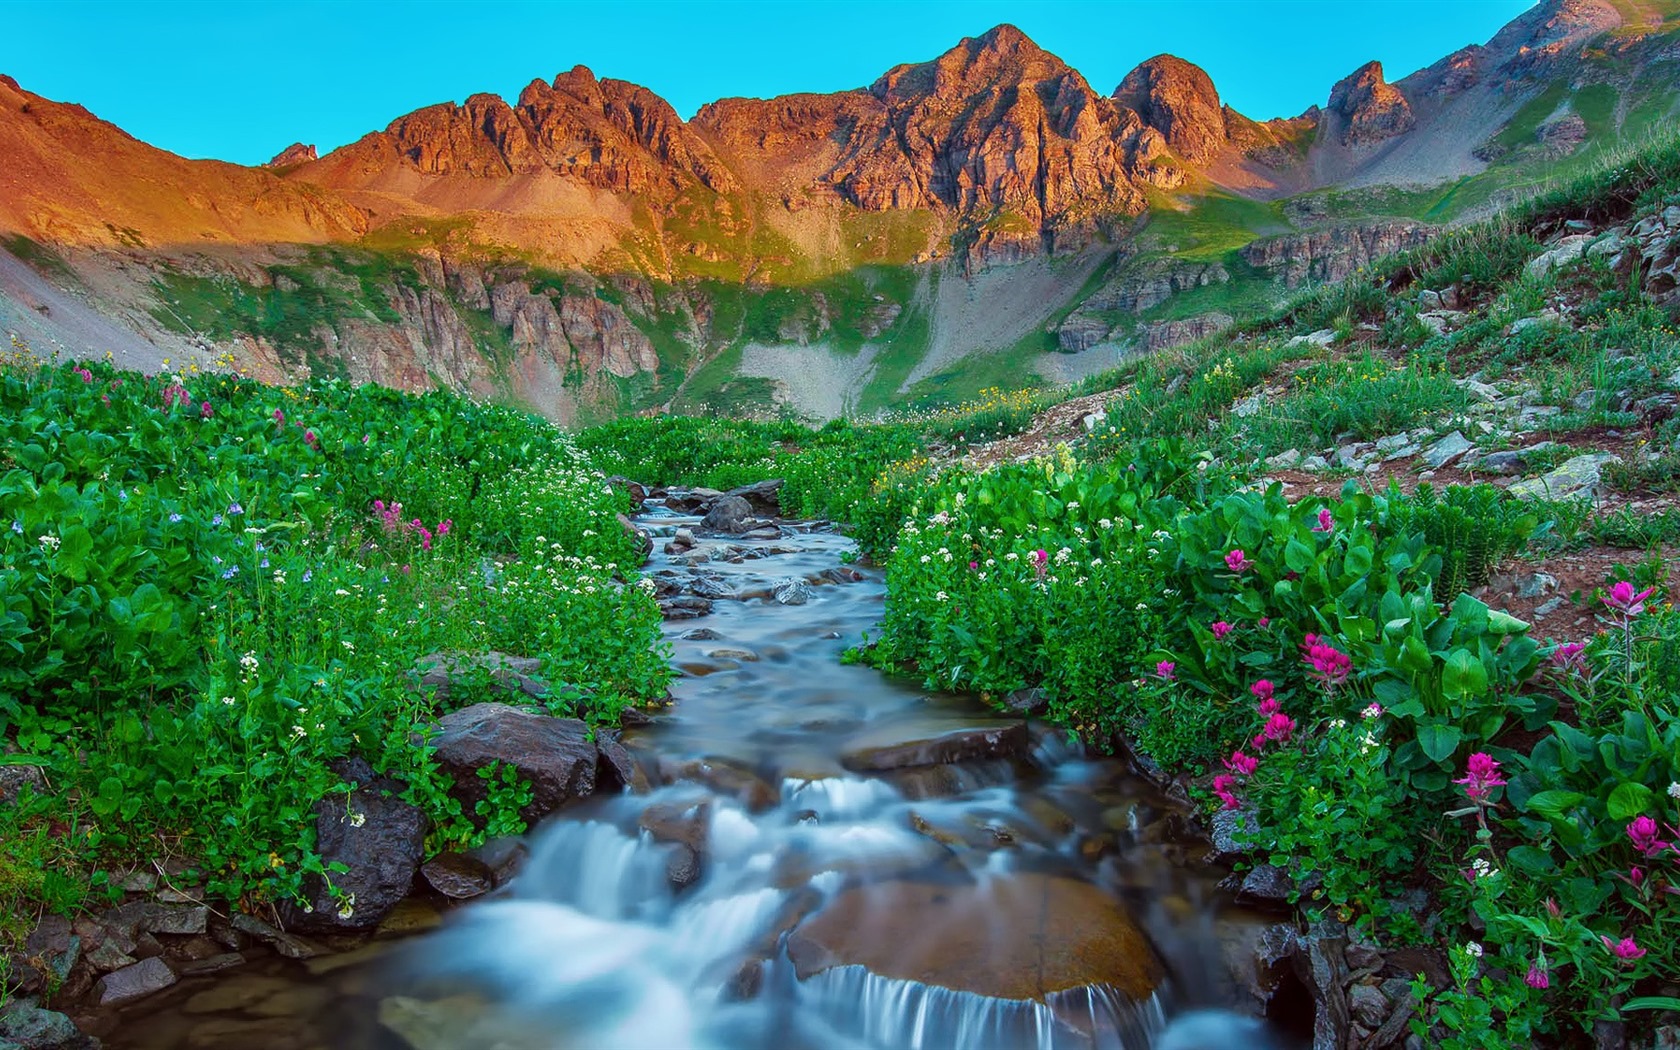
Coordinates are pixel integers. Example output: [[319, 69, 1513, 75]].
[[1606, 782, 1654, 821], [1418, 723, 1462, 763]]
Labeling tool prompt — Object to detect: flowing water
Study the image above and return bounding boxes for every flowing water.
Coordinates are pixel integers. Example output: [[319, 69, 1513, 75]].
[[108, 509, 1283, 1050]]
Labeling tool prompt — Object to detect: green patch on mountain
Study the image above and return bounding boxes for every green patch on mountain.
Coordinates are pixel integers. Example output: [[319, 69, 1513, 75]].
[[0, 234, 79, 286], [1143, 191, 1290, 261]]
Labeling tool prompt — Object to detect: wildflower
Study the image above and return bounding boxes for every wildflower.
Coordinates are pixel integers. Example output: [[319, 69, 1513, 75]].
[[968, 560, 979, 571], [1211, 773, 1242, 809], [1251, 680, 1275, 703], [37, 534, 59, 550], [240, 651, 259, 676], [1467, 857, 1496, 881], [220, 696, 235, 706], [1155, 661, 1176, 680], [273, 408, 285, 424], [212, 514, 224, 526], [1627, 816, 1672, 858], [1669, 782, 1680, 800], [1525, 962, 1549, 990], [1211, 620, 1234, 641], [1454, 752, 1507, 801], [228, 502, 243, 515], [168, 512, 182, 524], [1302, 637, 1352, 688], [934, 591, 949, 602], [1032, 548, 1049, 578], [302, 569, 313, 583], [304, 429, 319, 449], [1312, 507, 1335, 533], [118, 489, 129, 502], [349, 811, 366, 829], [200, 401, 213, 419], [1257, 616, 1270, 628], [9, 520, 21, 534], [221, 565, 239, 580], [1224, 549, 1252, 574], [1361, 702, 1383, 719], [1602, 580, 1656, 616], [1601, 935, 1647, 961], [1258, 712, 1296, 745], [1224, 750, 1259, 776], [291, 725, 307, 740], [1550, 641, 1586, 670], [1465, 942, 1483, 959]]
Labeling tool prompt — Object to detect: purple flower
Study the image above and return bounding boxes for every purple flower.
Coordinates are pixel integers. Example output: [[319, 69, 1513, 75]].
[[1211, 620, 1233, 641], [168, 512, 183, 524], [1601, 935, 1647, 961], [1224, 549, 1252, 574], [1550, 642, 1586, 671], [1155, 660, 1176, 680], [1312, 507, 1335, 533], [212, 514, 224, 527], [221, 565, 239, 580], [1211, 773, 1242, 810], [1627, 816, 1672, 859], [228, 502, 243, 516], [302, 569, 313, 583], [1224, 751, 1259, 777], [1525, 963, 1548, 990]]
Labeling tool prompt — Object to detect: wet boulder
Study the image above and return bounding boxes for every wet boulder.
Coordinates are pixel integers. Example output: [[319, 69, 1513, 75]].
[[699, 496, 754, 535], [421, 853, 494, 900], [0, 1000, 98, 1048], [840, 722, 1029, 772], [722, 479, 784, 515], [282, 764, 426, 933], [432, 703, 599, 822]]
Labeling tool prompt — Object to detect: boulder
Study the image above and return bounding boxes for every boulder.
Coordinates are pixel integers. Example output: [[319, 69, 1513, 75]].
[[1419, 431, 1473, 470], [772, 578, 812, 606], [420, 852, 493, 900], [722, 480, 784, 515], [1508, 453, 1621, 501], [1525, 234, 1592, 279], [0, 1002, 95, 1050], [699, 496, 753, 535], [604, 475, 648, 511], [282, 771, 426, 933], [0, 764, 46, 805], [841, 722, 1028, 772], [415, 652, 547, 706], [432, 703, 598, 821]]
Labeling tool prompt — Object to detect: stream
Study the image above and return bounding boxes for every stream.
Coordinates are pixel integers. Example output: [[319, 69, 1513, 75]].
[[105, 506, 1283, 1049]]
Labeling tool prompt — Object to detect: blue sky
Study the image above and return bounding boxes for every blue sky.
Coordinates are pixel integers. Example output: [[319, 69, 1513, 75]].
[[4, 0, 1533, 165]]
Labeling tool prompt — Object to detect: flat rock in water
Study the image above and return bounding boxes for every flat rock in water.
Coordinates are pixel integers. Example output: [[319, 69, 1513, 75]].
[[421, 852, 493, 900], [840, 721, 1029, 772], [699, 496, 754, 534], [433, 703, 599, 821], [786, 875, 1162, 1001], [723, 479, 784, 514], [96, 956, 177, 1006]]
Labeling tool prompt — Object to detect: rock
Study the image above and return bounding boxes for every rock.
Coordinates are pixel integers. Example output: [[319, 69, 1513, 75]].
[[0, 764, 47, 805], [618, 512, 653, 563], [1081, 411, 1108, 433], [1056, 313, 1111, 353], [1232, 392, 1264, 418], [841, 722, 1028, 772], [1333, 444, 1370, 470], [1208, 807, 1257, 865], [1328, 61, 1413, 147], [1265, 449, 1302, 469], [679, 627, 721, 641], [421, 852, 493, 900], [231, 913, 325, 960], [1300, 455, 1330, 472], [433, 703, 599, 821], [282, 777, 425, 933], [772, 578, 811, 606], [1419, 431, 1473, 470], [96, 956, 176, 1007], [706, 648, 759, 662], [1236, 864, 1295, 908], [1525, 234, 1592, 279], [722, 480, 784, 515], [1139, 313, 1233, 351], [176, 952, 246, 976], [0, 1002, 93, 1050], [1349, 982, 1389, 1028], [415, 651, 548, 706], [1287, 329, 1338, 348], [1513, 572, 1558, 599], [659, 595, 713, 620], [1571, 388, 1598, 412], [104, 901, 208, 937], [604, 475, 647, 511], [262, 142, 318, 168], [665, 844, 702, 890], [1456, 378, 1502, 403], [1475, 441, 1556, 474], [699, 496, 754, 535], [1508, 453, 1621, 500], [1418, 290, 1442, 311], [1508, 310, 1562, 336], [1003, 687, 1048, 715], [1535, 597, 1565, 618], [786, 875, 1162, 1001]]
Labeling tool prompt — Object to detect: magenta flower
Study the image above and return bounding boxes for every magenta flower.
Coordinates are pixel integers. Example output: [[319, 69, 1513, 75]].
[[1256, 697, 1281, 716], [1250, 679, 1275, 702], [1312, 507, 1335, 534], [1223, 750, 1259, 777], [1550, 642, 1586, 671], [1454, 752, 1507, 801], [1224, 549, 1253, 574], [1525, 963, 1548, 990], [1155, 660, 1176, 680], [968, 560, 979, 571], [1602, 581, 1656, 616], [1032, 548, 1049, 580], [1258, 712, 1296, 745], [273, 408, 285, 425], [304, 429, 319, 449], [1302, 638, 1352, 688], [1601, 935, 1647, 961], [1211, 620, 1233, 641], [1257, 616, 1271, 628], [1211, 773, 1242, 810], [73, 366, 93, 383], [1627, 816, 1672, 859]]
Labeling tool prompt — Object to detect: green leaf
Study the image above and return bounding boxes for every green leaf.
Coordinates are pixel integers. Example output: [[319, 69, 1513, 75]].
[[1623, 997, 1680, 1013], [1441, 649, 1489, 701], [1606, 782, 1655, 821], [1418, 723, 1462, 763], [1506, 845, 1557, 875], [1523, 790, 1588, 819]]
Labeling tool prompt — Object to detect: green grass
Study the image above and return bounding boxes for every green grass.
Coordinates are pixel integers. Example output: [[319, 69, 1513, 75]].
[[1142, 191, 1290, 261], [0, 235, 79, 286]]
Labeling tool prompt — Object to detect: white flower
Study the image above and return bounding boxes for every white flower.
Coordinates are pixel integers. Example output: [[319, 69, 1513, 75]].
[[348, 810, 366, 829], [334, 588, 350, 597], [1330, 718, 1348, 730], [1470, 858, 1497, 880], [935, 591, 949, 602], [1669, 782, 1680, 800], [291, 725, 307, 739], [1464, 942, 1483, 958], [221, 696, 236, 707], [37, 534, 59, 550], [920, 554, 931, 564], [1361, 703, 1383, 720], [240, 651, 259, 675]]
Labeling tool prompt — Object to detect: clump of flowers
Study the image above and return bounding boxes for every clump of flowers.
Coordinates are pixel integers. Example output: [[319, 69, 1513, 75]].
[[1224, 549, 1253, 574], [1312, 507, 1335, 534], [1301, 633, 1352, 690], [372, 500, 451, 551]]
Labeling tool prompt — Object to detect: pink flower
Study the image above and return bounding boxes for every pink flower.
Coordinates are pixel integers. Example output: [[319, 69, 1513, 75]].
[[1525, 963, 1548, 990], [200, 401, 213, 419], [1255, 713, 1296, 747], [1601, 935, 1647, 961], [1223, 750, 1259, 777], [1256, 697, 1281, 716], [968, 560, 979, 571], [1454, 752, 1507, 801], [304, 429, 319, 449], [160, 383, 190, 410], [1032, 548, 1049, 580], [1224, 549, 1252, 574], [1257, 616, 1270, 628], [1627, 816, 1672, 859], [1211, 774, 1242, 810], [1312, 507, 1335, 533], [1626, 866, 1647, 889], [1302, 638, 1352, 688], [1155, 661, 1176, 680], [1549, 642, 1586, 671], [273, 408, 285, 424], [73, 366, 93, 383], [1603, 580, 1656, 616], [1211, 621, 1233, 641]]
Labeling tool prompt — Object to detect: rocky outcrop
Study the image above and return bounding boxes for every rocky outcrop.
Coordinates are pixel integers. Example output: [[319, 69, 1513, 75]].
[[1086, 257, 1230, 313], [1112, 55, 1230, 163], [1138, 311, 1233, 351], [1240, 221, 1435, 287], [1327, 62, 1414, 148], [1055, 313, 1112, 353], [263, 143, 318, 168]]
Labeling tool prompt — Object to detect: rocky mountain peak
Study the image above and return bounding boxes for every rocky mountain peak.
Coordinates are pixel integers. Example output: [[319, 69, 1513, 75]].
[[1112, 54, 1228, 163], [263, 143, 318, 168], [1327, 60, 1414, 148], [1489, 0, 1625, 70]]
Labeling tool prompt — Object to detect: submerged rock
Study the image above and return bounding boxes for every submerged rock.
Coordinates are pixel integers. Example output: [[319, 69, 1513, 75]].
[[840, 722, 1029, 772]]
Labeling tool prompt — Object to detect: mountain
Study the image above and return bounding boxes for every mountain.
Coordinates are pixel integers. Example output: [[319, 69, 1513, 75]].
[[1, 0, 1677, 422]]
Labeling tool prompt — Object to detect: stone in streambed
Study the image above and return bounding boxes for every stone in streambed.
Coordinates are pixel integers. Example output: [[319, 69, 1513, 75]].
[[786, 875, 1163, 1001], [840, 722, 1029, 772], [280, 762, 426, 933], [95, 956, 176, 1007], [699, 496, 753, 534], [421, 852, 493, 900], [432, 703, 599, 822]]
